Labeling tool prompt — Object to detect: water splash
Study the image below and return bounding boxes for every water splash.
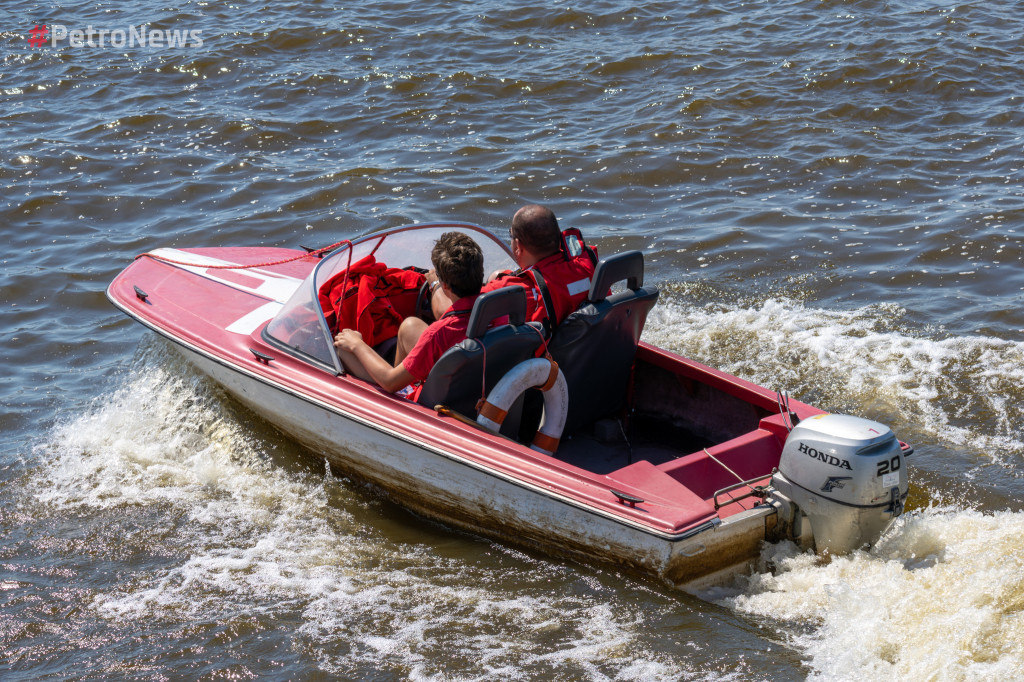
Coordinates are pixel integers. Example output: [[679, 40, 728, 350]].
[[643, 297, 1024, 469], [24, 301, 1024, 678], [719, 506, 1024, 681], [648, 296, 1024, 678], [23, 349, 690, 680]]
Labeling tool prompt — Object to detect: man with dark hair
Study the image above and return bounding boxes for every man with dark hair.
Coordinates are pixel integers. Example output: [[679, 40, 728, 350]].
[[425, 205, 595, 334], [334, 231, 484, 395]]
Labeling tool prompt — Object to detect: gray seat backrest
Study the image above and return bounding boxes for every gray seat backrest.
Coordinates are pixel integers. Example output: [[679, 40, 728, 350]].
[[417, 286, 543, 422], [547, 250, 659, 435]]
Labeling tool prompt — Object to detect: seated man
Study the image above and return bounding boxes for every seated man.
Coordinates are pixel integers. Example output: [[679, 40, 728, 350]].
[[333, 231, 484, 395], [425, 204, 596, 335]]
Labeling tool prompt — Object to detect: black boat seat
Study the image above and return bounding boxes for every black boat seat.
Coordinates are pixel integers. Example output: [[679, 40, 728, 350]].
[[374, 336, 398, 365], [417, 286, 544, 433], [547, 250, 659, 436]]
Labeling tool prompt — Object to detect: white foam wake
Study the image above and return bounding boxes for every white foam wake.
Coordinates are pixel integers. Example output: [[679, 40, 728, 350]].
[[643, 298, 1024, 465], [28, 348, 690, 680], [31, 308, 1024, 679], [717, 506, 1024, 681], [649, 296, 1024, 677]]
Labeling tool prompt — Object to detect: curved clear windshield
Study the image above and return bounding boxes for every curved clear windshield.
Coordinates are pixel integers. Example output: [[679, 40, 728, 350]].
[[265, 223, 515, 373]]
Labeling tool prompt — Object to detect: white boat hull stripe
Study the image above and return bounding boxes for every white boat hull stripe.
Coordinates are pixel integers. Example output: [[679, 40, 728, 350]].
[[226, 301, 284, 335], [148, 248, 303, 304]]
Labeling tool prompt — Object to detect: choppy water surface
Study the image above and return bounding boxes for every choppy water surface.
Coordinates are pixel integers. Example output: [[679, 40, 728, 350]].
[[2, 1, 1023, 679]]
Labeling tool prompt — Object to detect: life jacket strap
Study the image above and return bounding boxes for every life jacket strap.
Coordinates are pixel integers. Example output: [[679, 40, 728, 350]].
[[525, 268, 557, 339]]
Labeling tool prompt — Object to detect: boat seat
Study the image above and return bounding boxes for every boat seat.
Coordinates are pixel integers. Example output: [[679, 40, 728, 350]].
[[417, 286, 544, 434], [547, 250, 659, 436], [374, 336, 398, 365]]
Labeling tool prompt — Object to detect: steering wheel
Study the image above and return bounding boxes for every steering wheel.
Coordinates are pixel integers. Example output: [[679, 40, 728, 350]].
[[415, 280, 436, 323]]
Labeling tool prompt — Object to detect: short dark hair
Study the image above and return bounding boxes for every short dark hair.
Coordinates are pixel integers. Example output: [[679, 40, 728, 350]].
[[432, 232, 484, 298], [510, 204, 560, 255]]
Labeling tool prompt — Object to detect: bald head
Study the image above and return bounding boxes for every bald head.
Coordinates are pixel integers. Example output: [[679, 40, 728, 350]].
[[510, 204, 561, 257]]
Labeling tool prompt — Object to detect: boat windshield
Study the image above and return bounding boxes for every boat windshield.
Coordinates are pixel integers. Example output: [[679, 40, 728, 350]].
[[264, 223, 515, 373]]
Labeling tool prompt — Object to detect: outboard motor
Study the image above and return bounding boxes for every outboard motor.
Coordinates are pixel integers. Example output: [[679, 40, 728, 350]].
[[770, 414, 909, 555]]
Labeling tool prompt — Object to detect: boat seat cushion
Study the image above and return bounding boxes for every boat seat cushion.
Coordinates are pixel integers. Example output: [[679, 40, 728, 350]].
[[466, 284, 526, 339], [548, 250, 659, 436], [417, 287, 543, 428]]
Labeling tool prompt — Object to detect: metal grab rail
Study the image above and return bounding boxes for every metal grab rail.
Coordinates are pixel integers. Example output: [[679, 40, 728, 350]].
[[712, 471, 775, 510]]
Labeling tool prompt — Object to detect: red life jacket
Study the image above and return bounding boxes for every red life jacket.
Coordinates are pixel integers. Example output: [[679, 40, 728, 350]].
[[317, 254, 425, 347], [481, 228, 598, 336]]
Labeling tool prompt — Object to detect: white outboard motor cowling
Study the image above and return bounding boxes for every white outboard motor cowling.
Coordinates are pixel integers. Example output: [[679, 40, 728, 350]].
[[770, 414, 909, 555]]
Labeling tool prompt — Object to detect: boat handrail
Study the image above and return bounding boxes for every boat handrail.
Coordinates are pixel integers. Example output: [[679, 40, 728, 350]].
[[712, 472, 774, 510]]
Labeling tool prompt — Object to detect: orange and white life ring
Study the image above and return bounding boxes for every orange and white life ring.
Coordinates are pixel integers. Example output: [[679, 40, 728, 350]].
[[476, 358, 568, 455]]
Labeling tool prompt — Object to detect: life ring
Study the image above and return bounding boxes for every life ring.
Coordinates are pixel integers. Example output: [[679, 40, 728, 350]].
[[476, 358, 568, 455]]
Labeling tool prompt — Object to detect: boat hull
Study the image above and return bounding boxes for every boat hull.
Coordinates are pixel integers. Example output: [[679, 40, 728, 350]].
[[172, 340, 775, 589]]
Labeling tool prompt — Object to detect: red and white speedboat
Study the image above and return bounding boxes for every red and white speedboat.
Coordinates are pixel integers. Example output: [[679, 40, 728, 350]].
[[107, 223, 911, 590]]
